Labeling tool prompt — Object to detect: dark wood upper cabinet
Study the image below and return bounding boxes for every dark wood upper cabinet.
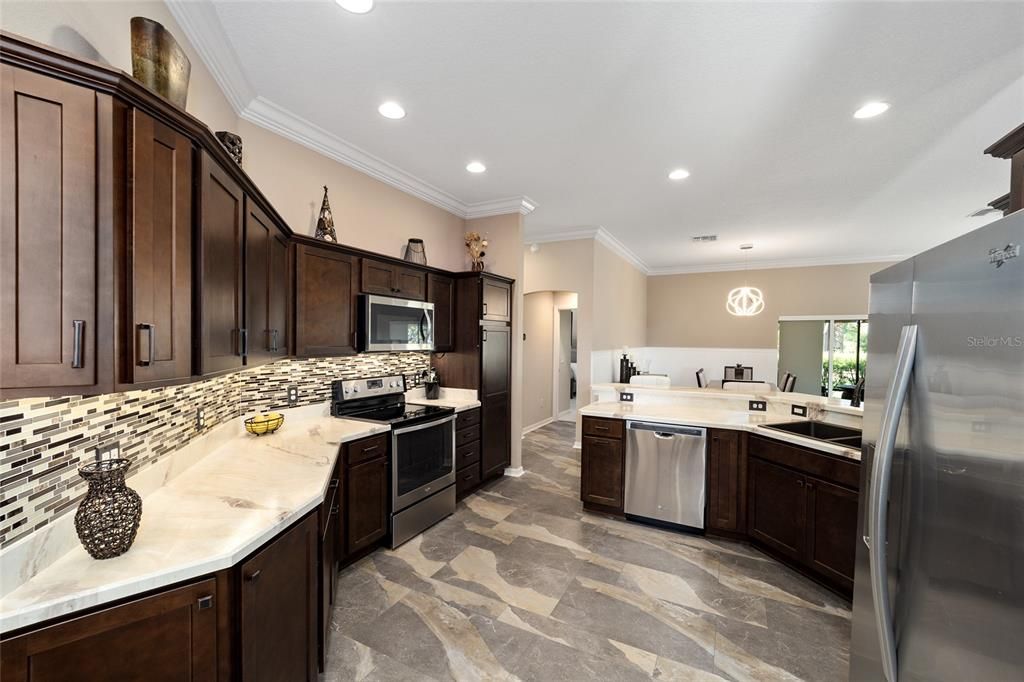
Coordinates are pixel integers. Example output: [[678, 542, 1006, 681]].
[[747, 456, 807, 561], [0, 577, 220, 681], [707, 429, 746, 534], [1, 65, 100, 391], [240, 513, 318, 682], [124, 108, 192, 386], [294, 243, 357, 357], [244, 198, 289, 366], [196, 150, 244, 376], [482, 277, 512, 322], [427, 273, 455, 352], [581, 437, 625, 510], [360, 258, 426, 300]]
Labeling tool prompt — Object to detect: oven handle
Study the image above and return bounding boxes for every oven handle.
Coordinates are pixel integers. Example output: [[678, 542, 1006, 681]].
[[391, 413, 456, 436]]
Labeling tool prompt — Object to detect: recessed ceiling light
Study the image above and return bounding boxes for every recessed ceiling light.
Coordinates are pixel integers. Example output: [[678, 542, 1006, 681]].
[[377, 101, 405, 120], [853, 101, 890, 119], [336, 0, 374, 14], [466, 161, 487, 174], [668, 168, 690, 180]]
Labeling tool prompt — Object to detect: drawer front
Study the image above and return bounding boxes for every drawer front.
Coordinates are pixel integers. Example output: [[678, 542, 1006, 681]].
[[455, 425, 480, 448], [456, 464, 482, 497], [347, 434, 388, 466], [748, 435, 860, 489], [456, 408, 481, 429], [583, 417, 624, 439], [456, 440, 481, 469]]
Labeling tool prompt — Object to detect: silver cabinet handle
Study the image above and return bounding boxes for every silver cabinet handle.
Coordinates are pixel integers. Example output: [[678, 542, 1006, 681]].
[[136, 323, 154, 367], [268, 329, 280, 352], [482, 302, 488, 315], [866, 324, 917, 682], [239, 328, 248, 357], [71, 320, 86, 368]]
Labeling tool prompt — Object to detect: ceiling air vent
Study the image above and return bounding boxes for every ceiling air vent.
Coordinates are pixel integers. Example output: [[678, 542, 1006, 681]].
[[691, 235, 718, 242]]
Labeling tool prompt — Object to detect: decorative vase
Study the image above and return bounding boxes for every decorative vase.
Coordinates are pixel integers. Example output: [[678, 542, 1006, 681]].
[[130, 17, 191, 108], [216, 131, 243, 165], [403, 238, 427, 265], [315, 186, 338, 243], [465, 231, 488, 272], [74, 459, 143, 560]]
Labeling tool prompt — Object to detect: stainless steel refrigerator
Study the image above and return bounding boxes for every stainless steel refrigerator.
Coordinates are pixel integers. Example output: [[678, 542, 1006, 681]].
[[850, 210, 1024, 681]]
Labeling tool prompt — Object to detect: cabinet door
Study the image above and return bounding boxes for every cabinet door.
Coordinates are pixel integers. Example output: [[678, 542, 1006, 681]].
[[126, 109, 192, 384], [394, 267, 426, 300], [427, 273, 455, 351], [240, 513, 318, 682], [1, 66, 98, 390], [480, 325, 511, 479], [747, 457, 806, 561], [707, 430, 745, 532], [197, 151, 244, 375], [245, 199, 289, 366], [805, 476, 859, 591], [0, 578, 219, 681], [346, 455, 388, 554], [481, 276, 512, 322], [581, 436, 624, 510], [361, 258, 396, 295], [295, 244, 356, 356]]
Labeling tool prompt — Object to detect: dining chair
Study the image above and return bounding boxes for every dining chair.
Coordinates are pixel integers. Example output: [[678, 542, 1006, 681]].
[[781, 373, 797, 392], [724, 364, 753, 381], [695, 368, 707, 388]]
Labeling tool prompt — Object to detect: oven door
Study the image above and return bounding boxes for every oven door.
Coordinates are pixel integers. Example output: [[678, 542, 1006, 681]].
[[362, 295, 434, 352], [392, 415, 456, 511]]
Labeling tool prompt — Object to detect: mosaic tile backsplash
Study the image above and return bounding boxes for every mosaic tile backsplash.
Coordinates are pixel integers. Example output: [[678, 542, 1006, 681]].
[[0, 352, 429, 548]]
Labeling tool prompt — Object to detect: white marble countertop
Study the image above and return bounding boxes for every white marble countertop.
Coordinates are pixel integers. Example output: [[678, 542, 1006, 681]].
[[592, 383, 866, 417], [404, 386, 481, 413], [579, 402, 862, 461], [0, 405, 388, 634]]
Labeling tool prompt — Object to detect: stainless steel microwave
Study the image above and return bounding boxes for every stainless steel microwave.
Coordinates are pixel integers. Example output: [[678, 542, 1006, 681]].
[[359, 294, 435, 352]]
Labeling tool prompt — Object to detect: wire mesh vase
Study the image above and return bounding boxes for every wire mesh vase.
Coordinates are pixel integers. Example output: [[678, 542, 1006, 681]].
[[75, 459, 143, 560]]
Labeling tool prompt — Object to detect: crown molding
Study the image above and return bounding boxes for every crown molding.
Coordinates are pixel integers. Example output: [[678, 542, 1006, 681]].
[[465, 196, 537, 219], [166, 0, 254, 114], [592, 228, 649, 274], [647, 253, 908, 276], [525, 227, 650, 274], [525, 226, 601, 243]]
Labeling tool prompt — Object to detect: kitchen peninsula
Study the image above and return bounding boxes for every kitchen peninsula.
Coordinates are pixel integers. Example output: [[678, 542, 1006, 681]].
[[580, 384, 863, 597]]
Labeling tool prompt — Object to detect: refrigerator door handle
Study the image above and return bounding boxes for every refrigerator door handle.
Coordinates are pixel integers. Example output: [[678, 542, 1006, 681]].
[[866, 324, 918, 682]]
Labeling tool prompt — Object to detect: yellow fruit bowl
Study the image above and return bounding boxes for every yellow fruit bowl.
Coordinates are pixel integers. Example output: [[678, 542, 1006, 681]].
[[244, 412, 284, 436]]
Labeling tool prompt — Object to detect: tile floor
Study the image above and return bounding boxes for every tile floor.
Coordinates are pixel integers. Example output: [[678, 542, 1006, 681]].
[[323, 421, 851, 681]]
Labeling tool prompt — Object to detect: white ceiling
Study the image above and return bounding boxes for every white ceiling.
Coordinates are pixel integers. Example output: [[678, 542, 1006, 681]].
[[172, 1, 1024, 272]]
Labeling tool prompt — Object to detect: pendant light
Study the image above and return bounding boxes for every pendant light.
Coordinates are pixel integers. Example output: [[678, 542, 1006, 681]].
[[727, 244, 765, 316]]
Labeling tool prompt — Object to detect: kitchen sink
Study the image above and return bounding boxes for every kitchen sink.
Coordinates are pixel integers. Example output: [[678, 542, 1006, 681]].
[[761, 420, 862, 450]]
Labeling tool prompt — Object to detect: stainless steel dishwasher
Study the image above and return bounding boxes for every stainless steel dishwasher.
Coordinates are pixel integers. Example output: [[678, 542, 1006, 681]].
[[624, 421, 707, 530]]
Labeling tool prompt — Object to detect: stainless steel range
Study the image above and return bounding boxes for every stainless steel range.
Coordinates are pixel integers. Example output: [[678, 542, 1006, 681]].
[[331, 375, 456, 548]]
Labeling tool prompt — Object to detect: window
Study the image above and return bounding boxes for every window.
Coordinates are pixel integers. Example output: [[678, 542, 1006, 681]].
[[822, 319, 868, 396]]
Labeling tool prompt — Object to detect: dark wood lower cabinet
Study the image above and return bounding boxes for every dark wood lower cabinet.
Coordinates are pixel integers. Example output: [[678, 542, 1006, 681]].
[[0, 578, 220, 681], [805, 476, 859, 591], [747, 456, 807, 561], [706, 429, 746, 534], [240, 512, 318, 682], [580, 417, 626, 513], [344, 438, 389, 556]]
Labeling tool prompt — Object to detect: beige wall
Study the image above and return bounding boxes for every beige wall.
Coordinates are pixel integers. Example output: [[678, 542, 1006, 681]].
[[647, 262, 892, 348], [592, 240, 647, 351], [3, 1, 469, 270], [522, 292, 555, 428], [467, 213, 525, 471]]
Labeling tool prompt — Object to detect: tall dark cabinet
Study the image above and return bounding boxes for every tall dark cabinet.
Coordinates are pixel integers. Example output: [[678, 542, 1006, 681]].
[[432, 272, 514, 492]]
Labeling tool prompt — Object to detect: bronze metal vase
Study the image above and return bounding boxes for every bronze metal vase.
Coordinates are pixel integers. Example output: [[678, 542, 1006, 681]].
[[130, 17, 191, 108]]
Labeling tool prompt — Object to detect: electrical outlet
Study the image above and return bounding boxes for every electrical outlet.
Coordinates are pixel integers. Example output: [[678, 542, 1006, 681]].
[[619, 392, 634, 402], [791, 405, 808, 417], [971, 421, 991, 433], [196, 408, 206, 431], [748, 400, 767, 412], [95, 441, 120, 461], [287, 386, 299, 405]]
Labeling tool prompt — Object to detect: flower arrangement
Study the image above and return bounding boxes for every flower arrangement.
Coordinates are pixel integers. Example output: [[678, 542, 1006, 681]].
[[466, 231, 488, 272]]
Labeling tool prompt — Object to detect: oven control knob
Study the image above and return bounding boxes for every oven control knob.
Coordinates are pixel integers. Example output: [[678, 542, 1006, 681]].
[[352, 386, 359, 394], [390, 381, 398, 388]]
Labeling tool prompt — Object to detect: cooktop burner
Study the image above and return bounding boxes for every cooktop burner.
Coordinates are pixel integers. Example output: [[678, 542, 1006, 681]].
[[345, 402, 454, 425], [329, 374, 454, 428]]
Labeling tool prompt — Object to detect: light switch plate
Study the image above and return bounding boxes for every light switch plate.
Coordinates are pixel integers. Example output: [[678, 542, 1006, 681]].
[[287, 386, 299, 406], [619, 392, 634, 402], [748, 400, 767, 412], [791, 405, 808, 417]]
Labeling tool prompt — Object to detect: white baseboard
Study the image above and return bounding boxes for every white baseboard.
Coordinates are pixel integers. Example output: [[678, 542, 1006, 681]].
[[521, 417, 555, 437], [503, 466, 525, 477], [573, 441, 582, 450], [556, 410, 575, 423]]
